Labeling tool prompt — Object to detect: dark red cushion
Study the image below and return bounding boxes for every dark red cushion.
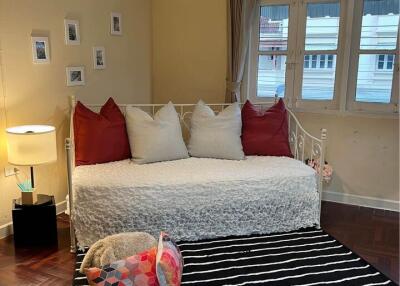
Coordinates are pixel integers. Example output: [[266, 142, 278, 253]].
[[74, 98, 131, 166], [241, 99, 292, 157]]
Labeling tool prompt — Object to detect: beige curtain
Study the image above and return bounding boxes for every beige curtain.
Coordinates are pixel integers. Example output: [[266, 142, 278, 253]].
[[225, 0, 257, 103]]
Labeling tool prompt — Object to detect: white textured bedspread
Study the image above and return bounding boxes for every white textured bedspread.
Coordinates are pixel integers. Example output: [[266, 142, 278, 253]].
[[72, 156, 319, 247]]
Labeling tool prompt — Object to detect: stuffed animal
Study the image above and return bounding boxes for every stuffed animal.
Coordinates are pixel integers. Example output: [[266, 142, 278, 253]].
[[80, 232, 157, 273]]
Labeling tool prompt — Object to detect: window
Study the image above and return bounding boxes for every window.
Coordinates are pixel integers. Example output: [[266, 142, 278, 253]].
[[304, 55, 310, 68], [249, 0, 344, 109], [349, 0, 399, 108], [311, 55, 317, 68], [303, 54, 335, 69], [300, 1, 340, 102], [248, 0, 346, 107], [248, 0, 399, 114], [377, 54, 395, 70], [327, 55, 334, 68], [255, 4, 290, 98], [320, 55, 326, 68]]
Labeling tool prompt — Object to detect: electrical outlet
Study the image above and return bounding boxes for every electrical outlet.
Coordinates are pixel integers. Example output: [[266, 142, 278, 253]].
[[4, 165, 19, 177]]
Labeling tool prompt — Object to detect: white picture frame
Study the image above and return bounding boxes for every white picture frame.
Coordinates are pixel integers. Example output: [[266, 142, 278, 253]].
[[31, 36, 50, 64], [93, 47, 106, 69], [64, 19, 80, 45], [110, 12, 122, 35], [66, 66, 85, 86]]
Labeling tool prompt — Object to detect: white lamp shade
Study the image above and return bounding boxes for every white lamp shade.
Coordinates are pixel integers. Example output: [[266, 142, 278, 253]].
[[6, 125, 57, 166]]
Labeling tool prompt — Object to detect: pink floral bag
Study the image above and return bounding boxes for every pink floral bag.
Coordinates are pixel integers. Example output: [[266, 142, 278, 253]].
[[156, 232, 183, 286]]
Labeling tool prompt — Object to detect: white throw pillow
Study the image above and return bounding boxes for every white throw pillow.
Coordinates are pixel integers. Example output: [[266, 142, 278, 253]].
[[125, 102, 189, 164], [188, 101, 245, 160]]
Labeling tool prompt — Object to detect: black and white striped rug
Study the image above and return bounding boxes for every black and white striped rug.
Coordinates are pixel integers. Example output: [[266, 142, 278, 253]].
[[73, 228, 396, 286]]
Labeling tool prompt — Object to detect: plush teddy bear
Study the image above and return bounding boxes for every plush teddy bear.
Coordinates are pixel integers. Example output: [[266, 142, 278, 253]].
[[80, 232, 157, 273]]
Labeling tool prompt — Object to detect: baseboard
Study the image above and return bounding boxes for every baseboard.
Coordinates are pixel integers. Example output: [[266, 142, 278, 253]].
[[0, 222, 12, 241], [0, 200, 67, 240], [56, 200, 67, 215], [322, 191, 400, 212]]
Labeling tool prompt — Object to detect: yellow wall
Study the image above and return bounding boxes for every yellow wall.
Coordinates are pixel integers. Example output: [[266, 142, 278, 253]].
[[0, 0, 152, 226], [152, 0, 227, 104], [151, 0, 399, 202], [297, 113, 399, 201]]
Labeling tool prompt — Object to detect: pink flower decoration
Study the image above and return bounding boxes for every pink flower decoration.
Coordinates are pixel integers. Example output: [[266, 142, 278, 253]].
[[307, 159, 333, 183]]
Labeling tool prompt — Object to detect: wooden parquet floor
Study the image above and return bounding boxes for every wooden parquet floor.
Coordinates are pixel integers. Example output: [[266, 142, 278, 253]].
[[0, 201, 398, 286], [321, 202, 399, 284]]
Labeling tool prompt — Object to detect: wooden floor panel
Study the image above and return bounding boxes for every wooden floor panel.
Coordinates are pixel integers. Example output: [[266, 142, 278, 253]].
[[321, 201, 399, 283], [0, 201, 398, 285]]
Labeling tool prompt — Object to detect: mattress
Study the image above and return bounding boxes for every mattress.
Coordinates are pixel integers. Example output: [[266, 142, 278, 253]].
[[72, 156, 319, 248]]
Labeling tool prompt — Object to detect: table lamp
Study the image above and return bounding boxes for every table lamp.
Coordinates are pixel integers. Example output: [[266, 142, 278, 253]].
[[6, 125, 57, 205]]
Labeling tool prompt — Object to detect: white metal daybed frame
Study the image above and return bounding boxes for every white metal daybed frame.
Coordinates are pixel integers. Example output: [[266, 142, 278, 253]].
[[65, 95, 327, 253]]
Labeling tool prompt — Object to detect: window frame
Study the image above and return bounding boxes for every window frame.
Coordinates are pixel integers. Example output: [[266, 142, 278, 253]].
[[346, 0, 399, 113], [293, 0, 346, 111], [248, 0, 298, 107], [246, 0, 399, 116], [248, 0, 347, 110]]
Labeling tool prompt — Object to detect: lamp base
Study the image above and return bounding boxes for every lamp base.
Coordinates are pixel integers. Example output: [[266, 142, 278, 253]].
[[21, 190, 38, 205]]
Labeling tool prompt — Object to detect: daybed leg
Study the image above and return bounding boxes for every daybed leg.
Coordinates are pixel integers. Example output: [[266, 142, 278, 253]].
[[66, 138, 77, 253], [318, 129, 327, 227]]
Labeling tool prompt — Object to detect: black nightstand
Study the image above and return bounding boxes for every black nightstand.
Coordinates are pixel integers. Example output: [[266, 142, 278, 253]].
[[12, 194, 58, 246]]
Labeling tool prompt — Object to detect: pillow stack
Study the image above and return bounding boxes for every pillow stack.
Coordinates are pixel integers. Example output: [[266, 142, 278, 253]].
[[73, 97, 292, 166]]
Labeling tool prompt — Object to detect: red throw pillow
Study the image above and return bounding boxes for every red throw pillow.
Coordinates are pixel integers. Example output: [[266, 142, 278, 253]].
[[241, 99, 292, 157], [74, 98, 131, 166]]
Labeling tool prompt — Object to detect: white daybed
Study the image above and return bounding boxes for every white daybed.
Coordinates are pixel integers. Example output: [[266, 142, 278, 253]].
[[65, 96, 327, 252]]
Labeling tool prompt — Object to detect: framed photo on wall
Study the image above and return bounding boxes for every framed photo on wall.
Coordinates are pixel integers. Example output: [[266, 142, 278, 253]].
[[110, 12, 122, 35], [93, 47, 106, 69], [31, 36, 50, 64], [66, 66, 85, 86], [64, 19, 80, 45]]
